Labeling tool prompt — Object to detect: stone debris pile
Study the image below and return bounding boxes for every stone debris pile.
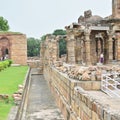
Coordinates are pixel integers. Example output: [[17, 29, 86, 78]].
[[12, 84, 24, 105], [53, 61, 120, 81]]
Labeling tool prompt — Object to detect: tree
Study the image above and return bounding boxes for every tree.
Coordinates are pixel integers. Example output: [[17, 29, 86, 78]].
[[41, 35, 47, 42], [59, 39, 67, 57], [0, 17, 9, 31], [53, 29, 66, 35], [27, 37, 41, 57]]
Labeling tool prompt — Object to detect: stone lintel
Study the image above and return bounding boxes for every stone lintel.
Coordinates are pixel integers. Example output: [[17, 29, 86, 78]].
[[89, 26, 109, 31]]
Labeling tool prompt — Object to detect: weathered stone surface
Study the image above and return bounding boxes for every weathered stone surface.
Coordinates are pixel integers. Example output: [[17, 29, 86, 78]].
[[38, 1, 120, 120], [0, 33, 27, 65]]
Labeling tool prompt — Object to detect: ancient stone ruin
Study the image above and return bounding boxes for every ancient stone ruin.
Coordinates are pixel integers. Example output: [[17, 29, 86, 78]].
[[39, 0, 120, 120], [0, 32, 27, 65]]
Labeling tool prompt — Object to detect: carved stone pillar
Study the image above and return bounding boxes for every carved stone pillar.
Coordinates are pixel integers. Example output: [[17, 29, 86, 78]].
[[51, 37, 59, 62], [85, 32, 91, 65], [116, 32, 120, 61], [75, 37, 82, 64], [112, 0, 120, 18], [108, 33, 113, 62], [67, 35, 76, 64], [56, 36, 60, 61]]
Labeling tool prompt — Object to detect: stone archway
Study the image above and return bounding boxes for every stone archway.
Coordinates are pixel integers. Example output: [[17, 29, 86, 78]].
[[0, 37, 10, 60], [90, 31, 109, 64], [95, 38, 104, 62]]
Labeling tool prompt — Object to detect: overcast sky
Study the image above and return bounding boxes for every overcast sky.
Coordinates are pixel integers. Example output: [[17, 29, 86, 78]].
[[0, 0, 112, 38]]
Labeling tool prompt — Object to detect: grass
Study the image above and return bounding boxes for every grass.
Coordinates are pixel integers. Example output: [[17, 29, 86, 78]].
[[0, 66, 28, 120]]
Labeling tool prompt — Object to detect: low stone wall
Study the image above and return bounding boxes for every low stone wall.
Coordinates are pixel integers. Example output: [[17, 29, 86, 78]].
[[27, 60, 40, 68], [44, 66, 120, 120]]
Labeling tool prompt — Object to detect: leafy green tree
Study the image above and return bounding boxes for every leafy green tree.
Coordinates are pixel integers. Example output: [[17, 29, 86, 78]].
[[41, 35, 47, 42], [27, 37, 41, 57], [53, 29, 66, 35], [59, 39, 67, 57], [0, 17, 9, 31]]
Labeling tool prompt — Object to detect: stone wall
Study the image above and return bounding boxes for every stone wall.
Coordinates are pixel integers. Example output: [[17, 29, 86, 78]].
[[40, 33, 120, 120], [0, 33, 27, 65], [44, 66, 120, 120], [112, 0, 120, 18]]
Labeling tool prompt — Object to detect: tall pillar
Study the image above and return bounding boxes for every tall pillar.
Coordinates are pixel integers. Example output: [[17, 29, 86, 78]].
[[75, 37, 82, 64], [112, 0, 120, 18], [50, 37, 59, 63], [116, 32, 120, 61], [56, 36, 60, 61], [85, 31, 91, 65], [108, 33, 113, 62], [67, 35, 76, 64]]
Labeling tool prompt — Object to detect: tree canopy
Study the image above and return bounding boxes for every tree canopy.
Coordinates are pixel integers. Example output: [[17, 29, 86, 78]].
[[0, 17, 9, 31], [53, 29, 66, 36], [41, 35, 47, 42], [27, 37, 41, 57]]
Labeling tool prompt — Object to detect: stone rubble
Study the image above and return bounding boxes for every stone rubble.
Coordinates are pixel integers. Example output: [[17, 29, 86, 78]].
[[12, 84, 24, 105], [53, 61, 120, 81]]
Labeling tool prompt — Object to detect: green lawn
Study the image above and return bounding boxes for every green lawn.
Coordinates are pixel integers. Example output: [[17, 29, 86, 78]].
[[0, 66, 28, 120]]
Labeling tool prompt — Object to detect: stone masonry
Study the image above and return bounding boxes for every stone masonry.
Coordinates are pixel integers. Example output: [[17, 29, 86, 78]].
[[0, 32, 27, 65], [40, 0, 120, 120]]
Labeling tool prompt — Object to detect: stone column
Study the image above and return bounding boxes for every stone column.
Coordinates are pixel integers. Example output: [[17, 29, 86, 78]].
[[56, 36, 60, 61], [67, 35, 76, 64], [50, 37, 59, 63], [85, 31, 91, 65], [75, 37, 82, 64], [116, 32, 120, 61], [108, 32, 113, 62]]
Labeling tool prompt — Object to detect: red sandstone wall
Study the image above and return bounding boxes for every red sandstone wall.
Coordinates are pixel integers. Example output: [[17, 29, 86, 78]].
[[10, 34, 27, 65], [0, 33, 27, 65]]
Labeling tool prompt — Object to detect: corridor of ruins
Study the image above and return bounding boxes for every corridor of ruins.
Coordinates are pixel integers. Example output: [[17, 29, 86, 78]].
[[37, 0, 120, 119], [7, 0, 120, 120]]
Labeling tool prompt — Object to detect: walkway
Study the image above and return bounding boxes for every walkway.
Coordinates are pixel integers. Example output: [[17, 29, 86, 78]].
[[26, 68, 64, 120]]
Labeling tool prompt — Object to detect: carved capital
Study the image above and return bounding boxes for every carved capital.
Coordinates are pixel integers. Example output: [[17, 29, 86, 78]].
[[107, 30, 114, 36], [84, 30, 91, 42], [84, 28, 91, 36]]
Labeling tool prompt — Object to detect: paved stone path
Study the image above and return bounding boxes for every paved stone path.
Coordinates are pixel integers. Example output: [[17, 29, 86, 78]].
[[26, 68, 64, 120]]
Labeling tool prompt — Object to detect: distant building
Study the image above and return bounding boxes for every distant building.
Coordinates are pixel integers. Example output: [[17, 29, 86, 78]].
[[0, 32, 27, 65]]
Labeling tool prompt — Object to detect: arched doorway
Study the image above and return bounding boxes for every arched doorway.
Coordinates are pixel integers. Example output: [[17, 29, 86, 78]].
[[0, 37, 10, 60], [95, 38, 104, 62]]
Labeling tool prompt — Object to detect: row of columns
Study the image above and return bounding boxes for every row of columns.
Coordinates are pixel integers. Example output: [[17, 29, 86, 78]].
[[41, 31, 120, 67], [66, 32, 91, 65], [66, 30, 119, 65]]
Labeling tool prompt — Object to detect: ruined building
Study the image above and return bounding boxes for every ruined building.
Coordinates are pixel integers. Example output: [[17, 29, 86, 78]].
[[39, 0, 120, 120], [41, 0, 120, 66], [65, 0, 120, 65], [0, 32, 27, 65]]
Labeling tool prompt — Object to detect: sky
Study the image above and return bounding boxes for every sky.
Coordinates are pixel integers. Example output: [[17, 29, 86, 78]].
[[0, 0, 112, 38]]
